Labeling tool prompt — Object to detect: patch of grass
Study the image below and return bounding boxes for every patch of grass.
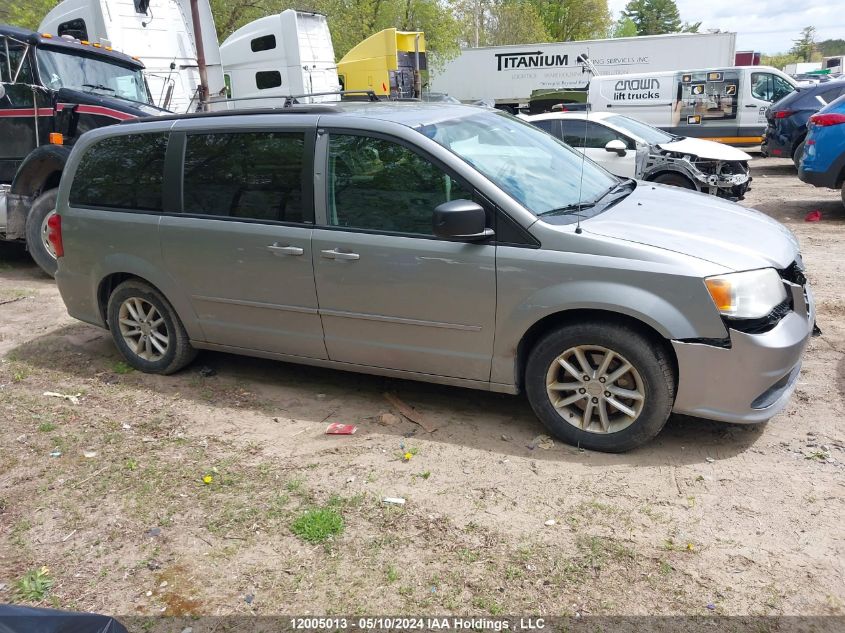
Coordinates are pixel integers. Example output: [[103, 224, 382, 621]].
[[112, 361, 134, 375], [14, 566, 54, 601], [805, 450, 830, 461], [11, 518, 32, 548], [286, 477, 305, 493], [386, 565, 399, 583], [37, 421, 57, 433], [415, 471, 431, 480], [290, 507, 344, 543], [472, 595, 504, 615]]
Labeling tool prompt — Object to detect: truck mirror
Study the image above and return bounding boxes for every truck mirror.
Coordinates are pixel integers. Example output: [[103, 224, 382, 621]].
[[0, 84, 5, 100], [605, 139, 627, 157]]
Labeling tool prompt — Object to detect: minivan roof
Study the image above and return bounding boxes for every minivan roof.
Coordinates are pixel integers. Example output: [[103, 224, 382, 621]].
[[129, 101, 492, 127]]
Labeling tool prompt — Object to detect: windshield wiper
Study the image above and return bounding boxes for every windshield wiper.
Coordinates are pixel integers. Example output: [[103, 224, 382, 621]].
[[537, 201, 597, 217], [82, 83, 114, 92]]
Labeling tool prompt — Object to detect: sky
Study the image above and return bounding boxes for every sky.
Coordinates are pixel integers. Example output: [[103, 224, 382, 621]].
[[606, 0, 845, 54]]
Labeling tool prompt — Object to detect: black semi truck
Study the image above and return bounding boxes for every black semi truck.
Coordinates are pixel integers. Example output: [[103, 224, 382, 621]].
[[0, 24, 166, 275]]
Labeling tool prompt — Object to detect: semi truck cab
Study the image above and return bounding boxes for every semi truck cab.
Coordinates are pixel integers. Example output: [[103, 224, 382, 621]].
[[0, 23, 166, 275]]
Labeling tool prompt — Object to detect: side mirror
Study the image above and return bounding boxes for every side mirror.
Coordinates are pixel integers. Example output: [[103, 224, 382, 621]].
[[433, 199, 494, 241], [0, 84, 5, 100], [605, 139, 627, 157]]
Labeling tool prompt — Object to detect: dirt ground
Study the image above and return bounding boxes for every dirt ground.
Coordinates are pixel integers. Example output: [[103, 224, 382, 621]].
[[0, 157, 843, 620]]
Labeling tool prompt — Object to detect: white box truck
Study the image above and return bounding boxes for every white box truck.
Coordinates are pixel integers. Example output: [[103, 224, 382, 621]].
[[430, 32, 737, 108], [39, 0, 226, 112], [219, 10, 341, 107]]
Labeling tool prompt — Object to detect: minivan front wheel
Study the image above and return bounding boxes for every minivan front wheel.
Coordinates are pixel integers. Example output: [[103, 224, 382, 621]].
[[525, 323, 675, 452], [107, 280, 197, 374]]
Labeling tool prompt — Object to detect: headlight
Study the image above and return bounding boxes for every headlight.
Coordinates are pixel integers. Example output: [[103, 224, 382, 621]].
[[704, 268, 787, 319]]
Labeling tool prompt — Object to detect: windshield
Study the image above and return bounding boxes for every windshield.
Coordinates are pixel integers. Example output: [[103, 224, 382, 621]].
[[417, 110, 617, 216], [605, 115, 675, 144], [36, 47, 150, 104]]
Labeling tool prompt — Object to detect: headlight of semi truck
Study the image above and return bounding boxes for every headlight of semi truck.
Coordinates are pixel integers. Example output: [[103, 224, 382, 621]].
[[704, 268, 787, 319]]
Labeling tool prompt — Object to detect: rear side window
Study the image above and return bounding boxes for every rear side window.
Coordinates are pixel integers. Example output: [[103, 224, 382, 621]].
[[532, 119, 560, 137], [69, 133, 168, 211], [182, 132, 308, 223], [560, 120, 632, 149]]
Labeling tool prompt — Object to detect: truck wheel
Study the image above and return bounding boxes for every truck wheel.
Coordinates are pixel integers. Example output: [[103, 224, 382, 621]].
[[106, 280, 197, 375], [792, 141, 805, 170], [524, 322, 675, 452], [24, 188, 59, 277], [652, 173, 696, 190]]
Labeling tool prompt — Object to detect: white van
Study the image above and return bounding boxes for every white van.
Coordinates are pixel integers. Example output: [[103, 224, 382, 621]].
[[220, 10, 341, 107], [587, 66, 797, 146]]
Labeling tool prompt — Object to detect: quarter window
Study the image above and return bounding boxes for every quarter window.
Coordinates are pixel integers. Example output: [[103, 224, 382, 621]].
[[182, 132, 308, 223], [327, 134, 473, 235], [751, 73, 794, 103], [69, 133, 167, 211]]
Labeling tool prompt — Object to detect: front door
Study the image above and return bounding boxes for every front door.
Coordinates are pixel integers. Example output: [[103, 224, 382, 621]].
[[560, 119, 637, 179], [312, 132, 497, 382], [159, 128, 327, 360], [740, 71, 795, 140]]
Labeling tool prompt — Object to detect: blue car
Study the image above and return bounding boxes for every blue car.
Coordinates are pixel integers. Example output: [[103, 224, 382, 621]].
[[765, 79, 845, 167], [798, 93, 845, 206]]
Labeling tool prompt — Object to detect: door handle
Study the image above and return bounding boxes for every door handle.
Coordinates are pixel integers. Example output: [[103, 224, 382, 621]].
[[321, 248, 360, 261], [745, 104, 759, 108], [266, 244, 304, 256]]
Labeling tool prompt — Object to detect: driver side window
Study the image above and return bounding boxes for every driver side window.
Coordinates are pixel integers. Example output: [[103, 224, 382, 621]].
[[327, 134, 474, 235]]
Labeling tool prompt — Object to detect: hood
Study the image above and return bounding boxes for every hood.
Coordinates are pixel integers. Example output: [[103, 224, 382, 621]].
[[656, 136, 751, 162], [56, 88, 170, 118], [582, 182, 799, 272]]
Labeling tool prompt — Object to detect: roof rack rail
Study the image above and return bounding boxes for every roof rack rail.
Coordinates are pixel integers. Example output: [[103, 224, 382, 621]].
[[205, 89, 380, 110]]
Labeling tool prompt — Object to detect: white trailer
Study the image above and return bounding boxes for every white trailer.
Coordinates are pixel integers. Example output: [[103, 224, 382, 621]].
[[39, 0, 225, 112], [783, 62, 822, 76], [430, 32, 737, 106], [220, 10, 341, 107]]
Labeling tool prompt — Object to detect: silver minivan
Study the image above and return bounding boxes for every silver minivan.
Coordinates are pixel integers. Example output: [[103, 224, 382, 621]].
[[51, 103, 814, 452]]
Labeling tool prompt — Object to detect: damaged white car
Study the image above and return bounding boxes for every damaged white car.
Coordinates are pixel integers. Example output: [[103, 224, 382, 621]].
[[522, 111, 752, 200]]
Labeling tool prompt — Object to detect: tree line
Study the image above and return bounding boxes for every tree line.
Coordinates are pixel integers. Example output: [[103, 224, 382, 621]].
[[1, 0, 706, 61]]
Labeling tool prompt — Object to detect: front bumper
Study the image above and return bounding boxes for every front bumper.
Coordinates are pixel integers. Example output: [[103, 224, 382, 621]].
[[671, 281, 814, 424]]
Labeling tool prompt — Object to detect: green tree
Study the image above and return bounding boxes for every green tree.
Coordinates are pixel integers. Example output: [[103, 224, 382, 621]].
[[622, 0, 697, 35], [610, 14, 637, 38], [760, 52, 803, 70], [790, 26, 818, 62], [0, 0, 60, 30], [817, 38, 845, 57], [532, 0, 611, 42], [456, 0, 549, 47]]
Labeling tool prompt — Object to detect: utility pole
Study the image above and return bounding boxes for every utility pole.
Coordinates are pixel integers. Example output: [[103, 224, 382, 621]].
[[189, 0, 209, 109]]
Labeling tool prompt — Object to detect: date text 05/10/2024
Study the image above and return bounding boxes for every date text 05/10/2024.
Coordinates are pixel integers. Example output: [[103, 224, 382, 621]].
[[288, 617, 547, 631]]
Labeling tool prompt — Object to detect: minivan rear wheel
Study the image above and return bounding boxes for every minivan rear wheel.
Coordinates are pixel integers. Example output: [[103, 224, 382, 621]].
[[106, 280, 197, 374], [525, 322, 675, 452], [792, 141, 805, 170]]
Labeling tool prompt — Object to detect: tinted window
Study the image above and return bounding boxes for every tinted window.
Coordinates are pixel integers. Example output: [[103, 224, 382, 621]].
[[183, 132, 307, 223], [250, 34, 276, 52], [327, 134, 473, 235], [256, 71, 282, 89], [531, 119, 558, 136], [819, 84, 845, 104], [57, 18, 88, 40], [560, 120, 631, 149], [70, 133, 167, 211], [0, 45, 34, 84]]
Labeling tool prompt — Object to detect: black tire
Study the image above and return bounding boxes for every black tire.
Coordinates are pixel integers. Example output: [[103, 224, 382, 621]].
[[24, 188, 59, 277], [652, 172, 696, 190], [524, 322, 675, 452], [792, 140, 805, 170], [106, 280, 197, 375]]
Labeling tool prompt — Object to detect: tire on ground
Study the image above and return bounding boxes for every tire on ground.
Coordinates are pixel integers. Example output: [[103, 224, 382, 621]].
[[792, 140, 805, 170], [106, 279, 197, 375], [524, 321, 675, 453], [651, 172, 696, 190], [24, 188, 59, 277]]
